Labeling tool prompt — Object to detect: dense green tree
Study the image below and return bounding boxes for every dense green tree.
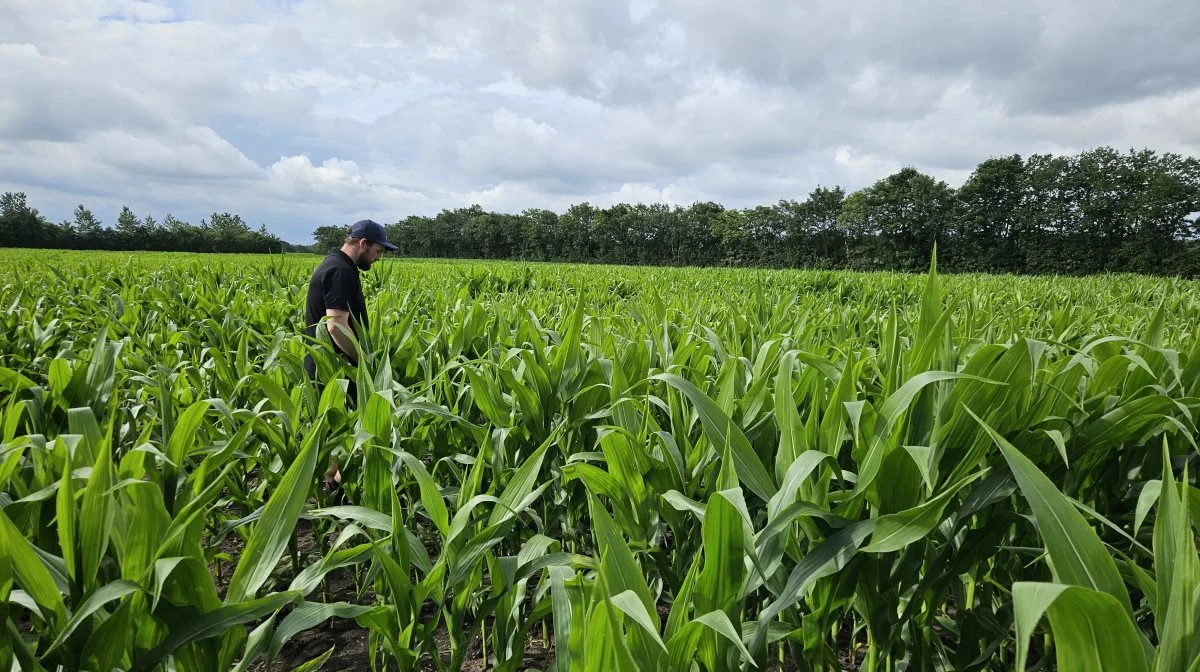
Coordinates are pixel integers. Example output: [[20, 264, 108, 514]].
[[517, 208, 559, 260], [73, 205, 104, 245], [950, 156, 1026, 273], [557, 203, 597, 262], [115, 206, 142, 248], [0, 192, 49, 247], [846, 167, 955, 272], [313, 225, 347, 252], [673, 201, 723, 266], [781, 187, 846, 268]]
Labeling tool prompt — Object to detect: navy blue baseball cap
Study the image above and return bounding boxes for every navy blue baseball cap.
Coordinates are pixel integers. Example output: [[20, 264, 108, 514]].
[[348, 219, 398, 251]]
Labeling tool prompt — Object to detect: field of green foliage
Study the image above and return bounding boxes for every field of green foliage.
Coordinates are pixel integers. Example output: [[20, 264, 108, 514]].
[[1, 249, 1199, 671]]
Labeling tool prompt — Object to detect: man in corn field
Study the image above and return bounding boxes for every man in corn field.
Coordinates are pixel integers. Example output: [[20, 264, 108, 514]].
[[303, 218, 397, 489]]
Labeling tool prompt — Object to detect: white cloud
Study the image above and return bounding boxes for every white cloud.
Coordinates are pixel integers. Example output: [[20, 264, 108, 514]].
[[0, 0, 1197, 243]]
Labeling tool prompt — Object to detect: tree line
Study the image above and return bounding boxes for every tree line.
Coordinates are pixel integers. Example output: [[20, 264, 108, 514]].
[[0, 195, 294, 253], [313, 147, 1200, 277], [4, 146, 1198, 275]]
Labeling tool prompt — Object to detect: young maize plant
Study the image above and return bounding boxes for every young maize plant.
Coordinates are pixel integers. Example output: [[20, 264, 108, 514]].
[[0, 248, 1198, 671]]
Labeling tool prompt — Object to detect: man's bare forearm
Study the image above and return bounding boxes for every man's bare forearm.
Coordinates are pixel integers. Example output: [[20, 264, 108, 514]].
[[326, 317, 362, 363]]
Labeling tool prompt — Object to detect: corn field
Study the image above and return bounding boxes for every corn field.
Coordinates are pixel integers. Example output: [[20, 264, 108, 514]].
[[1, 248, 1199, 671]]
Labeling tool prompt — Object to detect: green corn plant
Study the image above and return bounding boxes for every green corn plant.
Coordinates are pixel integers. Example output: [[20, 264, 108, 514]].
[[976, 414, 1200, 672], [4, 249, 1200, 671]]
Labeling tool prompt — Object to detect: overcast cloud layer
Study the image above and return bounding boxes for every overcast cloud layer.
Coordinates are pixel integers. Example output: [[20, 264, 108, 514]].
[[2, 0, 1198, 243]]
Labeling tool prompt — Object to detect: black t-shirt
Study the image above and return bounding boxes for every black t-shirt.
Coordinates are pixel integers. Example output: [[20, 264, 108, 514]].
[[304, 250, 367, 371]]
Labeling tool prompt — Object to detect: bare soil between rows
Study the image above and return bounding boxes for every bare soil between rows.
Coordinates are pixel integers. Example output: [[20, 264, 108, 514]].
[[207, 518, 873, 671]]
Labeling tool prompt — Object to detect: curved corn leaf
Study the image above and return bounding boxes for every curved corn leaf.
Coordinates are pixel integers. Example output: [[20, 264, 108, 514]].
[[971, 408, 1132, 617], [224, 419, 321, 604], [133, 591, 301, 671], [1013, 582, 1149, 672]]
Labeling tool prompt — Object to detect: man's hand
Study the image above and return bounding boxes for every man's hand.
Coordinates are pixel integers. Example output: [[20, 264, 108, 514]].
[[325, 308, 364, 363]]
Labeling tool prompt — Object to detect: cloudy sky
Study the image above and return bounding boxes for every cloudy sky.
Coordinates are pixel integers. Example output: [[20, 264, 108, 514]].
[[2, 0, 1198, 243]]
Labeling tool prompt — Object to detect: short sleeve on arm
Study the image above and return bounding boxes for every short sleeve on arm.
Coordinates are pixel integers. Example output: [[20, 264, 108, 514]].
[[321, 266, 355, 311]]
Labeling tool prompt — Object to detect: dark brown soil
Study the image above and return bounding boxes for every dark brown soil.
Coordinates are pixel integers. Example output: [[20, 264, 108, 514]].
[[256, 610, 373, 671], [208, 529, 246, 602]]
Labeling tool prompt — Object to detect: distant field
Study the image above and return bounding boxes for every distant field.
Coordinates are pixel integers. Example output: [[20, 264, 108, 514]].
[[1, 249, 1198, 671]]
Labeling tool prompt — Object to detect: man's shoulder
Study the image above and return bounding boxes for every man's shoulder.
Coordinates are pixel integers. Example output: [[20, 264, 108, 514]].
[[313, 251, 354, 276]]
